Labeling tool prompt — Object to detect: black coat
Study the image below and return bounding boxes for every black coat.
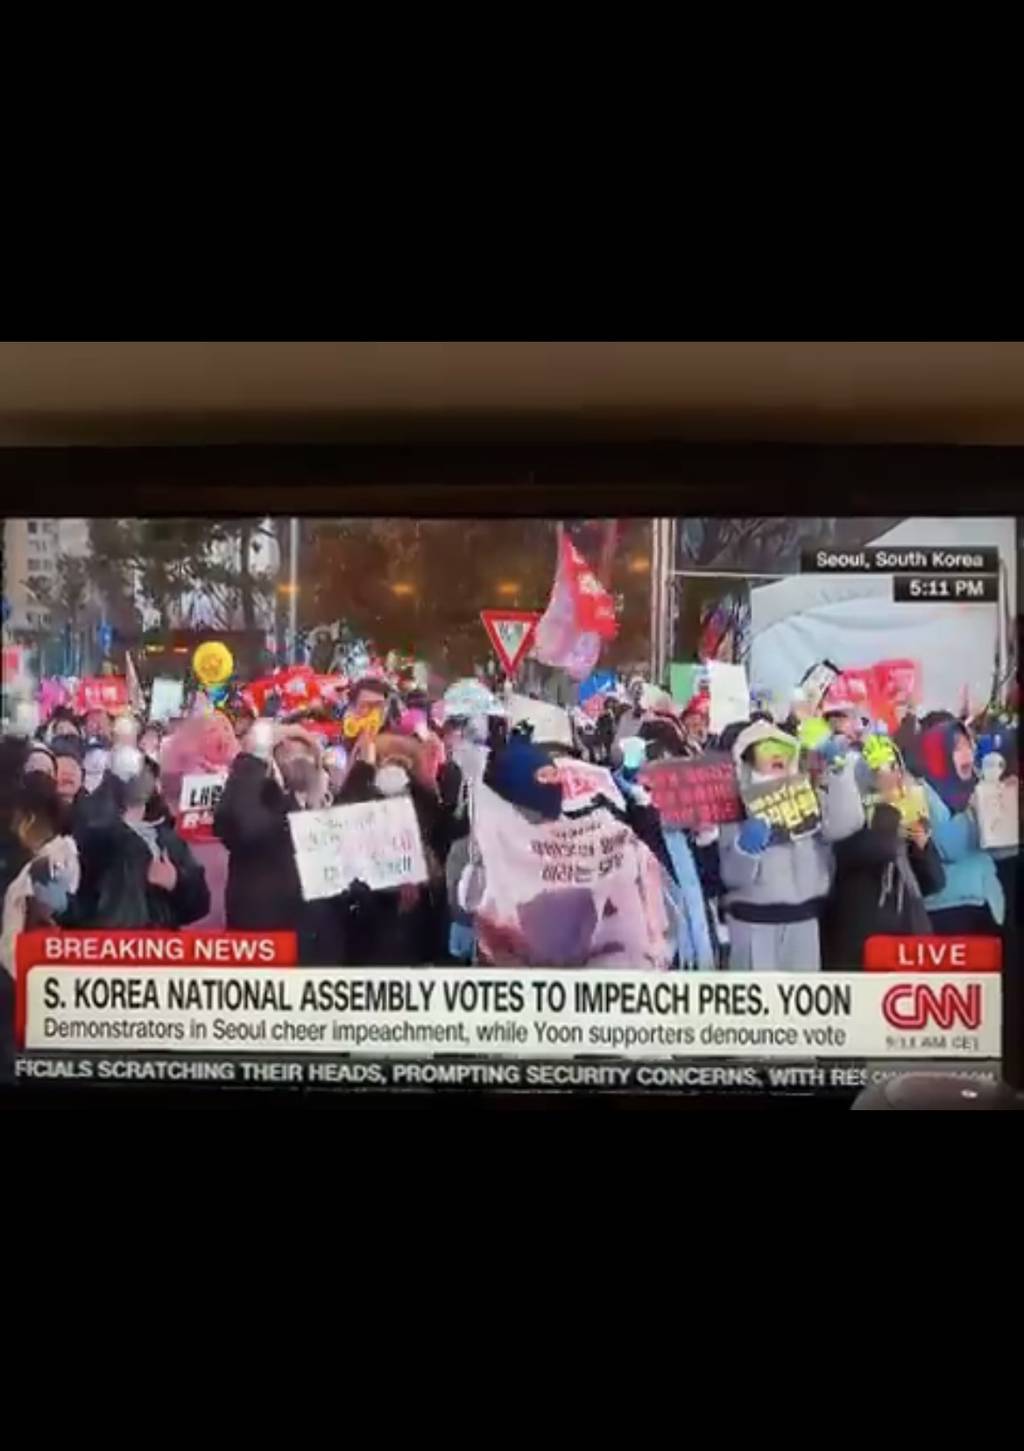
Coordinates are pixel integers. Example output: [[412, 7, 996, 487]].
[[70, 815, 210, 929], [333, 761, 445, 966], [824, 805, 945, 969], [213, 754, 345, 965]]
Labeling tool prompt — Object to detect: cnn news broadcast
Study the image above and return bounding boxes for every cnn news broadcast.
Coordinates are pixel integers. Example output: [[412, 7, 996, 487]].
[[0, 513, 1016, 1097]]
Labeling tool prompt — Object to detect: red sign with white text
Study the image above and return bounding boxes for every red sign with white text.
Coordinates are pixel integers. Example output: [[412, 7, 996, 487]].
[[14, 929, 298, 1047], [76, 676, 129, 714], [864, 935, 1001, 972]]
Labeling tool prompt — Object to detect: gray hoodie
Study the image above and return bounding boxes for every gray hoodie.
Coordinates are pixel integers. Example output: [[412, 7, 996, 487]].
[[718, 720, 865, 923]]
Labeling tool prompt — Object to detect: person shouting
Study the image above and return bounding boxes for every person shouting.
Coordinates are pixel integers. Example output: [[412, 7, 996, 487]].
[[915, 719, 1005, 937]]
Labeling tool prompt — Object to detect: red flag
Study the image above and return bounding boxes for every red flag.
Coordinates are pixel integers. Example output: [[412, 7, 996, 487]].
[[564, 537, 618, 639]]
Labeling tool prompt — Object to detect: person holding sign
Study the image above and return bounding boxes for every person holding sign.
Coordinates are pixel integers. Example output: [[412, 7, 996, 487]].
[[330, 726, 446, 965], [717, 720, 864, 971], [823, 736, 945, 969]]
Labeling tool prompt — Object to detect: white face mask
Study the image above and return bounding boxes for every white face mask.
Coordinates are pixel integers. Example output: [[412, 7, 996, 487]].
[[83, 749, 109, 793], [375, 763, 410, 797]]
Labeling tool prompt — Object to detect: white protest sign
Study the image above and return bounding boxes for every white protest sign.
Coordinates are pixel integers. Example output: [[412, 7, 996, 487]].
[[974, 779, 1018, 851], [178, 772, 228, 841], [707, 661, 750, 736], [505, 693, 573, 747], [468, 779, 672, 969], [288, 795, 428, 902], [151, 676, 186, 723]]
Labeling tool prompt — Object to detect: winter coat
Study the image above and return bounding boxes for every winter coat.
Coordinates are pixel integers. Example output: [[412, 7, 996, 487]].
[[919, 781, 1006, 924], [214, 753, 348, 965], [718, 719, 865, 925], [333, 761, 445, 966], [823, 804, 945, 968], [1, 834, 80, 976], [69, 815, 208, 930]]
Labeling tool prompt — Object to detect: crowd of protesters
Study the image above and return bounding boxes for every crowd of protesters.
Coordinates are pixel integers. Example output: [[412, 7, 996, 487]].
[[0, 662, 1017, 1025]]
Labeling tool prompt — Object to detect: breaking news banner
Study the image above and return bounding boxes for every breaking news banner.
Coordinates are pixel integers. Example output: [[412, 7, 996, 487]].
[[16, 961, 1001, 1062]]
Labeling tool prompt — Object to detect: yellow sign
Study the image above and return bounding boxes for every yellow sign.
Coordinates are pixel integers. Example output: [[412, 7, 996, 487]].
[[343, 708, 384, 740], [192, 641, 234, 687]]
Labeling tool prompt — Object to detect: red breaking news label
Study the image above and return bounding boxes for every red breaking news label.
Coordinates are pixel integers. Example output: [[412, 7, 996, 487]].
[[14, 930, 298, 1049], [863, 935, 1002, 972]]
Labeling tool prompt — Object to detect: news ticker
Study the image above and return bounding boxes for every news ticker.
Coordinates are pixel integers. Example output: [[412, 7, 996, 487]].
[[11, 1052, 1004, 1096]]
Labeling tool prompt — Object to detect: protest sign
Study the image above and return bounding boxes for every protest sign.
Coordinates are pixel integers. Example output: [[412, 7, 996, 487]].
[[579, 670, 617, 705], [150, 677, 185, 723], [862, 782, 929, 831], [553, 757, 625, 813], [638, 752, 743, 832], [76, 676, 129, 714], [177, 772, 228, 842], [741, 773, 821, 843], [192, 641, 234, 687], [669, 663, 703, 707], [799, 661, 840, 709], [505, 693, 574, 747], [288, 795, 428, 902], [873, 658, 919, 708], [707, 662, 749, 736], [974, 778, 1018, 850], [468, 779, 672, 969]]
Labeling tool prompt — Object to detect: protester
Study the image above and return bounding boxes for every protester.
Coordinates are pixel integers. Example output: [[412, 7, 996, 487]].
[[70, 745, 209, 929], [215, 720, 352, 964], [24, 743, 57, 780], [915, 719, 1005, 937], [333, 728, 448, 965], [139, 722, 164, 764], [46, 707, 82, 745], [1, 774, 80, 975], [717, 720, 864, 971], [53, 739, 85, 808], [82, 709, 113, 746], [823, 737, 945, 968]]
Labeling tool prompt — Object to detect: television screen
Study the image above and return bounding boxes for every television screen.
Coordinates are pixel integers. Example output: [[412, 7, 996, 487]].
[[1, 513, 1016, 1098]]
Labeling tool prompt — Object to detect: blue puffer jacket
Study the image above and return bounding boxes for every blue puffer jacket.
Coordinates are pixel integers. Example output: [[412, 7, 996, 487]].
[[920, 781, 1005, 924]]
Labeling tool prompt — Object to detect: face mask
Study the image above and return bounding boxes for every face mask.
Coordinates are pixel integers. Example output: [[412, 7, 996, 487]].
[[375, 763, 410, 797], [83, 750, 109, 793]]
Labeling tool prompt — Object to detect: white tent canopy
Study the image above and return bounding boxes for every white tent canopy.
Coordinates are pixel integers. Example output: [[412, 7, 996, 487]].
[[749, 516, 1016, 716]]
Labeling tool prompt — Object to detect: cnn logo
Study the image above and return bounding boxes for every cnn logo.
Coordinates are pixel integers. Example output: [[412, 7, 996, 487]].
[[882, 982, 982, 1032]]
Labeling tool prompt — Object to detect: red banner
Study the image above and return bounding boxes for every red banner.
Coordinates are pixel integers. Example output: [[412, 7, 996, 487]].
[[242, 665, 334, 716], [76, 677, 129, 714], [14, 929, 298, 1047]]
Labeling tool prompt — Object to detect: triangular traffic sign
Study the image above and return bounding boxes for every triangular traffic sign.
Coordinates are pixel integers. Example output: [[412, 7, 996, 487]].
[[480, 610, 541, 675]]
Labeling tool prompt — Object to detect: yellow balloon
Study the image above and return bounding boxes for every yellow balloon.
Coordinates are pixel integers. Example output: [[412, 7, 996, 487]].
[[193, 641, 234, 687]]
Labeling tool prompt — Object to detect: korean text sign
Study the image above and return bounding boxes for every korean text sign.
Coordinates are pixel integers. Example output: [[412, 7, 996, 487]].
[[288, 796, 428, 902]]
